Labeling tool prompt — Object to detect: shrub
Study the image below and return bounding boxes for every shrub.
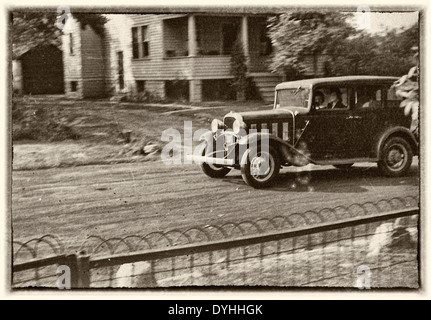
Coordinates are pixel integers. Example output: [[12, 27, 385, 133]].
[[230, 39, 248, 101], [119, 90, 164, 103], [12, 103, 79, 142]]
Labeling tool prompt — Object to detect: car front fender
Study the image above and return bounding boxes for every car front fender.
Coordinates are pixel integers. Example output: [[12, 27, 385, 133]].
[[238, 132, 312, 166]]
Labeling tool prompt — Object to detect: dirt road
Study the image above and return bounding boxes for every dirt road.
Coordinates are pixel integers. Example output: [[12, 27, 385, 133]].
[[12, 159, 420, 253]]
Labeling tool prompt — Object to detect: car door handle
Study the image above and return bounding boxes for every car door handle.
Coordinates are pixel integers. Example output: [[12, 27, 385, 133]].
[[346, 116, 362, 120]]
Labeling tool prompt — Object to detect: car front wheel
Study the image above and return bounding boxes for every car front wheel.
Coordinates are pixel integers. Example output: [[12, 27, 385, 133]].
[[378, 137, 413, 177], [200, 146, 232, 178], [241, 146, 280, 188]]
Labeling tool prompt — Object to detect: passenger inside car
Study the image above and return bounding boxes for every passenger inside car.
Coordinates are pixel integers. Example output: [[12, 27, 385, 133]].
[[313, 91, 326, 109], [327, 88, 346, 109], [355, 87, 382, 109], [314, 87, 348, 110]]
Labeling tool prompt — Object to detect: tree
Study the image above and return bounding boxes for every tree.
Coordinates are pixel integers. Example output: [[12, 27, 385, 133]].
[[268, 11, 418, 79], [73, 13, 107, 36], [230, 39, 248, 101], [12, 11, 61, 58], [12, 11, 108, 58], [268, 10, 355, 78], [327, 23, 419, 77], [393, 48, 419, 139]]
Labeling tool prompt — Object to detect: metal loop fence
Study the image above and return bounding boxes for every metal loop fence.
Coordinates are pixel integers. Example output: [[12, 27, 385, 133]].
[[12, 196, 419, 288]]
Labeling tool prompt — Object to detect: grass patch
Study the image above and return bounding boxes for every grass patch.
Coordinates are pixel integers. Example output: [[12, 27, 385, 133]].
[[12, 97, 271, 170]]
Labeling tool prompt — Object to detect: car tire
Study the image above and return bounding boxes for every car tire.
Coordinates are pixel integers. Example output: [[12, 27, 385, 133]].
[[333, 164, 354, 170], [378, 136, 413, 177], [199, 146, 232, 178], [241, 146, 280, 188]]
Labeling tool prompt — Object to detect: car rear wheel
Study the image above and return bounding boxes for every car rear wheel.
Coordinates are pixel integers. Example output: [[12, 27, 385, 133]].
[[378, 137, 413, 177], [333, 163, 354, 170], [200, 146, 232, 178], [241, 146, 280, 188]]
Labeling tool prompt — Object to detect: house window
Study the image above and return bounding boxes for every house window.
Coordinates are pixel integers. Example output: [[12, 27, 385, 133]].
[[142, 26, 149, 57], [69, 33, 74, 55], [71, 81, 78, 92], [132, 27, 139, 59], [117, 51, 124, 90], [132, 26, 149, 59], [136, 80, 145, 93]]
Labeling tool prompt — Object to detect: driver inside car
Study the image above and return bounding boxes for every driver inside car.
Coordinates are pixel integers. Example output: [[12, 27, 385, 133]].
[[313, 91, 326, 109]]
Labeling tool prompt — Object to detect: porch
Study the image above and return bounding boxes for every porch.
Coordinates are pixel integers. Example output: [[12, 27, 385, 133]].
[[162, 14, 273, 74]]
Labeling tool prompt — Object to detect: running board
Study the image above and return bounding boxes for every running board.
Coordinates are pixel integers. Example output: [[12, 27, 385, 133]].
[[311, 158, 379, 165]]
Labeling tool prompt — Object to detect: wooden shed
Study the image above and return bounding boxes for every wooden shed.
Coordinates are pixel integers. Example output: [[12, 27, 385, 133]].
[[16, 44, 65, 95]]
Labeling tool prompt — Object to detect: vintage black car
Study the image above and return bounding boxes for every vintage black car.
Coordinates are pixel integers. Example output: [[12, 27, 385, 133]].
[[192, 76, 418, 188]]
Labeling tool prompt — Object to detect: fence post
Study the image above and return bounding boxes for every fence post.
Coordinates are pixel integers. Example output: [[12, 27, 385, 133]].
[[77, 254, 91, 288], [65, 254, 79, 288]]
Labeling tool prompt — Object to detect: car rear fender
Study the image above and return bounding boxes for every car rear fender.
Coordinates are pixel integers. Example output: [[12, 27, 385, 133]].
[[375, 127, 419, 159]]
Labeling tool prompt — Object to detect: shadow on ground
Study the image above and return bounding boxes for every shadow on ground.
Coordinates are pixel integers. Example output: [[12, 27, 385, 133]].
[[219, 164, 419, 193]]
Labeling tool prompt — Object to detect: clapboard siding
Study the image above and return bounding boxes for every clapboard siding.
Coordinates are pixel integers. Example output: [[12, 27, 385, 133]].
[[62, 13, 279, 100], [103, 14, 137, 93], [132, 58, 191, 80], [81, 25, 105, 81], [131, 56, 232, 80], [62, 18, 82, 81], [62, 18, 83, 97], [131, 15, 164, 61], [192, 56, 232, 79]]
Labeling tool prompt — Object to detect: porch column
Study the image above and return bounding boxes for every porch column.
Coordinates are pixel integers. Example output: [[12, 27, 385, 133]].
[[190, 80, 202, 103], [188, 14, 197, 57], [241, 16, 250, 66]]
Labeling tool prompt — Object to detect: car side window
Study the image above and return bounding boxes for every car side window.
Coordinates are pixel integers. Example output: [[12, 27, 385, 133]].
[[387, 86, 403, 108], [313, 87, 349, 110], [354, 86, 383, 109]]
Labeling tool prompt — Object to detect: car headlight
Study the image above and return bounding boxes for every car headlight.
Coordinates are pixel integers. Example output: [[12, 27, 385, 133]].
[[211, 119, 224, 133], [232, 119, 247, 135]]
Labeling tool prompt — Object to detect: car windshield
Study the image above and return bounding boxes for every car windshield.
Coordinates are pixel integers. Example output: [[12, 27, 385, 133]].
[[275, 88, 310, 109]]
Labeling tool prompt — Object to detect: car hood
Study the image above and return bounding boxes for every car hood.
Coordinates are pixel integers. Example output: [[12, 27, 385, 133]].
[[226, 108, 308, 122]]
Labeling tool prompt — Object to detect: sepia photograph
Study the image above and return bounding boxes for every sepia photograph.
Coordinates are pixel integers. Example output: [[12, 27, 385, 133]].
[[7, 2, 423, 295]]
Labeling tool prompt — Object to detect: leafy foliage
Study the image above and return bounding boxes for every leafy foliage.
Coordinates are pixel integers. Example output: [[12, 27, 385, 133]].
[[12, 11, 61, 58], [268, 11, 419, 79], [331, 24, 419, 77], [393, 49, 419, 138], [73, 13, 107, 36], [11, 11, 108, 59], [268, 10, 355, 78], [230, 39, 248, 101]]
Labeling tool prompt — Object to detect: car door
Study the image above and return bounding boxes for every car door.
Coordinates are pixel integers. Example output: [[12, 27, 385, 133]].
[[348, 85, 384, 158], [299, 86, 353, 161]]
